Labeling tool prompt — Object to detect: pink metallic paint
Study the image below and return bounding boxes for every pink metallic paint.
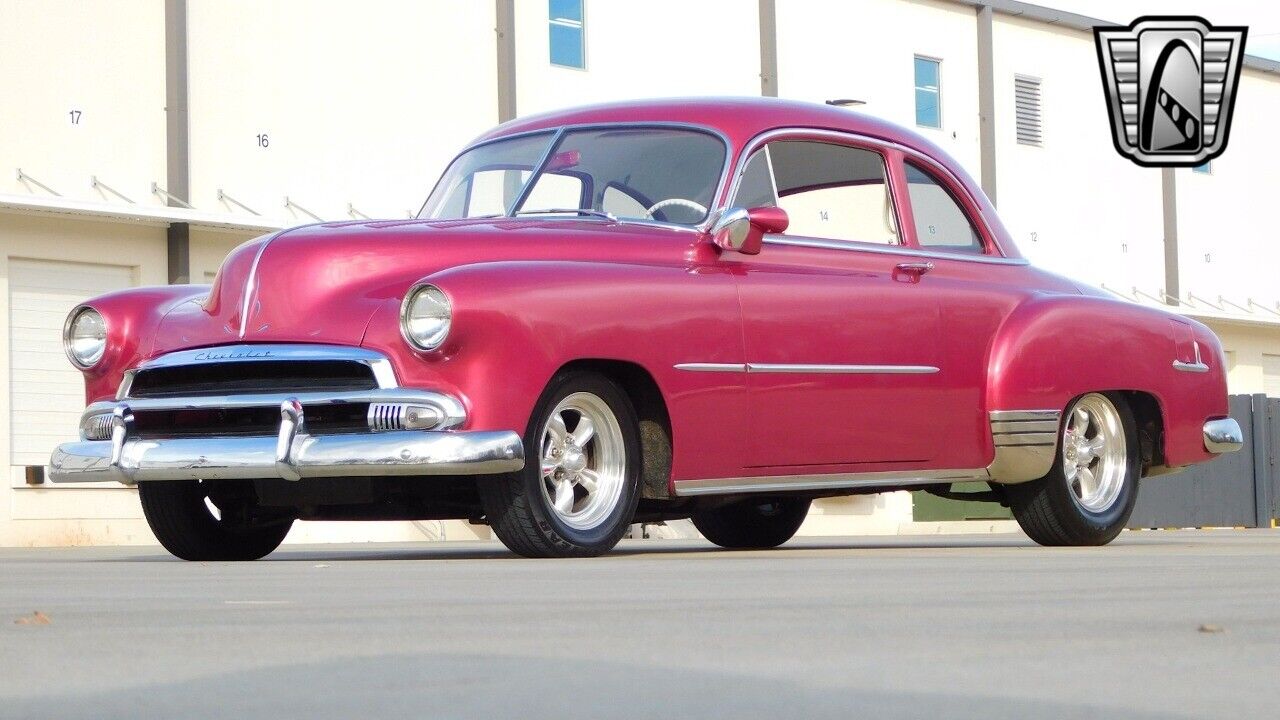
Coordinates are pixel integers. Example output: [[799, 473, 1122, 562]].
[[72, 98, 1229, 493]]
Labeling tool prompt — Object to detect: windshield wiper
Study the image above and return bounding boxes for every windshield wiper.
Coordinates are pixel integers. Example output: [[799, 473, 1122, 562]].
[[513, 208, 618, 222]]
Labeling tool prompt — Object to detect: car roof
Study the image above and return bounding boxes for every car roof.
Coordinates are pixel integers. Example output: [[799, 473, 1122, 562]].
[[472, 97, 1019, 259]]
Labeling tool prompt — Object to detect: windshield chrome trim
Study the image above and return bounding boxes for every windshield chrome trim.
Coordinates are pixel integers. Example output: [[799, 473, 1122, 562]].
[[504, 127, 567, 216], [420, 121, 733, 231]]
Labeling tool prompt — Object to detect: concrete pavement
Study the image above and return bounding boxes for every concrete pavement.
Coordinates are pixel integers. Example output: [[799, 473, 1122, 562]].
[[2, 530, 1278, 719]]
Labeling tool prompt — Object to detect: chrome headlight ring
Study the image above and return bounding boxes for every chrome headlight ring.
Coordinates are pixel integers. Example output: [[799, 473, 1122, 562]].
[[63, 305, 108, 369], [400, 283, 452, 351]]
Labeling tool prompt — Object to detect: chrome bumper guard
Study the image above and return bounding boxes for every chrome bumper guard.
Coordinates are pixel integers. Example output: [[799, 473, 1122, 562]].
[[49, 394, 524, 485], [1203, 418, 1244, 454]]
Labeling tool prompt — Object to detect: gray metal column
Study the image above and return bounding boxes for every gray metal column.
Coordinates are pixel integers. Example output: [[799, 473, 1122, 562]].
[[165, 0, 189, 206], [976, 4, 997, 206], [1162, 168, 1180, 305], [759, 0, 778, 97], [165, 0, 191, 285], [1251, 394, 1273, 527], [167, 223, 190, 285], [496, 0, 517, 122]]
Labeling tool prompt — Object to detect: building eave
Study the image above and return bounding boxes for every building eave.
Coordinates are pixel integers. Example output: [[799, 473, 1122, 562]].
[[0, 193, 285, 233]]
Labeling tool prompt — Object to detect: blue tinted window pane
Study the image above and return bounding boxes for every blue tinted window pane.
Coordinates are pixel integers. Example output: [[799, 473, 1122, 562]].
[[550, 24, 584, 68], [550, 0, 582, 23], [1193, 162, 1211, 174], [915, 89, 939, 127], [914, 57, 941, 128], [549, 0, 584, 68], [914, 57, 939, 88]]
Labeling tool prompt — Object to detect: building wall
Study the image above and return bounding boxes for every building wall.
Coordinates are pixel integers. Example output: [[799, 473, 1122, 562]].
[[3, 0, 1280, 546], [0, 0, 165, 204], [187, 0, 499, 222]]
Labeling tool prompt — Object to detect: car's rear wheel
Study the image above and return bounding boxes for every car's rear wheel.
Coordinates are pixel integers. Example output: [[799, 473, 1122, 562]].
[[692, 497, 811, 549], [1007, 392, 1139, 546], [479, 371, 641, 558], [138, 480, 294, 561]]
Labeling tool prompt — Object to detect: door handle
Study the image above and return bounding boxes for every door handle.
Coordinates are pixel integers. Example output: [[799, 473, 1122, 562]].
[[894, 261, 934, 278]]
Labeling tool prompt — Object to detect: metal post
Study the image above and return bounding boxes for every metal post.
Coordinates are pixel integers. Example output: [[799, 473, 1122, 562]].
[[495, 0, 517, 122], [165, 0, 190, 207], [167, 222, 190, 284], [976, 4, 997, 206], [1162, 168, 1180, 306], [758, 0, 778, 97], [1251, 393, 1270, 528]]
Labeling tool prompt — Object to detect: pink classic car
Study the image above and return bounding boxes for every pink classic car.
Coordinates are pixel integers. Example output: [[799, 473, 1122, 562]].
[[51, 98, 1242, 559]]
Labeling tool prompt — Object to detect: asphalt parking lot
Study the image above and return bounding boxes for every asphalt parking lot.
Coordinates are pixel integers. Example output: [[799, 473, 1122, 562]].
[[2, 530, 1278, 719]]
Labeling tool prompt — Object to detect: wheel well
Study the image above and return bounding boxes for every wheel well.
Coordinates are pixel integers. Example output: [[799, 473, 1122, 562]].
[[556, 359, 673, 499], [1119, 390, 1165, 471]]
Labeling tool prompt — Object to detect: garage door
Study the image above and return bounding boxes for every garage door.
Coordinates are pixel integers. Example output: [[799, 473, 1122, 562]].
[[1264, 354, 1280, 399], [8, 259, 134, 476]]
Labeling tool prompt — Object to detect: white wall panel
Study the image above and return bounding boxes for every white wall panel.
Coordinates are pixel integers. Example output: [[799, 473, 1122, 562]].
[[991, 15, 1164, 293], [514, 0, 760, 116], [1176, 71, 1280, 310], [0, 0, 165, 204], [776, 0, 982, 177], [188, 0, 498, 222]]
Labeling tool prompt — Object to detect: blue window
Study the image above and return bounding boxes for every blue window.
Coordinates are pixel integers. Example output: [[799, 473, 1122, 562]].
[[914, 56, 941, 128], [549, 0, 585, 69], [1193, 162, 1211, 174]]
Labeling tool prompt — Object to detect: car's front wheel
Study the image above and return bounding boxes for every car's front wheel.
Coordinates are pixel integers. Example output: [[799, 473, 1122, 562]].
[[479, 371, 641, 558], [1007, 392, 1139, 546], [692, 497, 811, 549], [138, 480, 294, 560]]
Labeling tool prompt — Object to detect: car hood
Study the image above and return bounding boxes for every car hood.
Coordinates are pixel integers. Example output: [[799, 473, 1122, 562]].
[[152, 217, 693, 355]]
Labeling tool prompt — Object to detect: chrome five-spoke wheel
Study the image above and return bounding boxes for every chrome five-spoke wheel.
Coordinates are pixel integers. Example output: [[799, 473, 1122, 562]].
[[539, 392, 627, 531], [479, 371, 641, 558], [1062, 393, 1127, 513], [1007, 391, 1140, 547]]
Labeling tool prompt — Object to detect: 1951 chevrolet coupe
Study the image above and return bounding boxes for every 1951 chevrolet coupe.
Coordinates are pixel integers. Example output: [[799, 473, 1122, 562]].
[[50, 98, 1243, 559]]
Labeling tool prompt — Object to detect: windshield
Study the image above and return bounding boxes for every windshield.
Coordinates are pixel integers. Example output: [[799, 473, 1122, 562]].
[[420, 126, 726, 226]]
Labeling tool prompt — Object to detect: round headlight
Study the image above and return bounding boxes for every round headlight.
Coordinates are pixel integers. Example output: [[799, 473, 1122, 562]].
[[400, 284, 452, 351], [64, 306, 107, 368]]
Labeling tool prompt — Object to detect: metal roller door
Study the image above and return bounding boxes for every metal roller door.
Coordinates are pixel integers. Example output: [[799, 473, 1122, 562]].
[[8, 258, 133, 481]]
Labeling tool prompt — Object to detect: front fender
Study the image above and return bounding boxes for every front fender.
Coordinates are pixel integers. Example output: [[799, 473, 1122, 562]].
[[987, 294, 1228, 469], [359, 259, 748, 483]]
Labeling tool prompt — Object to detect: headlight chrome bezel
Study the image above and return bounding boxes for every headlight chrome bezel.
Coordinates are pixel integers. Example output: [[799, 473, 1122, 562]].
[[400, 283, 452, 352], [63, 305, 108, 369]]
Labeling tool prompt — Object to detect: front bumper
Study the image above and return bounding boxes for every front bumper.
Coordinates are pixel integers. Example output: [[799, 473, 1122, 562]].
[[1203, 418, 1244, 454], [49, 396, 524, 484]]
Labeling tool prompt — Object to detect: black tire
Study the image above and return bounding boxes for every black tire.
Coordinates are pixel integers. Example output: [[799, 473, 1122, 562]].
[[138, 480, 293, 561], [692, 497, 811, 549], [478, 371, 642, 558], [1007, 392, 1140, 546]]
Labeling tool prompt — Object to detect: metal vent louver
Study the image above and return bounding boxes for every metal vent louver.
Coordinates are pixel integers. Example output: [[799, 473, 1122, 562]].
[[1015, 75, 1043, 146]]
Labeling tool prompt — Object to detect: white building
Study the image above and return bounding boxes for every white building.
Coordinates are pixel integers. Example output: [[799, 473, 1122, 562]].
[[1, 0, 1277, 546]]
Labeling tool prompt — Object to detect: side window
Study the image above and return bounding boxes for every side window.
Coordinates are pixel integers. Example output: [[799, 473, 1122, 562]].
[[735, 149, 778, 209], [601, 185, 647, 217], [904, 161, 983, 253], [755, 140, 898, 245], [521, 172, 586, 211]]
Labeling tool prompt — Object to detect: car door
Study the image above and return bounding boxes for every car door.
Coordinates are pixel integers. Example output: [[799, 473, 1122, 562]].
[[726, 133, 947, 468]]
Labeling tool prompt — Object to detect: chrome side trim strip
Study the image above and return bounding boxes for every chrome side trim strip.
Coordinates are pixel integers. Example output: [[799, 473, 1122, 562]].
[[673, 362, 938, 374], [987, 408, 1062, 483], [673, 363, 747, 373], [763, 235, 1030, 266], [1172, 360, 1210, 373], [747, 363, 939, 374], [672, 468, 990, 497]]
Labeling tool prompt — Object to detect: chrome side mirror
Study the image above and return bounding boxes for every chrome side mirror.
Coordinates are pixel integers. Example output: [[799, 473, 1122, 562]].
[[709, 206, 789, 255]]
